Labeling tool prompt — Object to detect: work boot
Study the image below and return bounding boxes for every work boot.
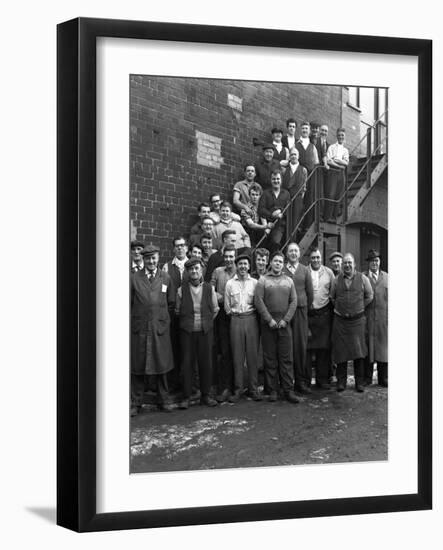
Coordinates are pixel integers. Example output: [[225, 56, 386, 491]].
[[268, 391, 278, 402], [354, 359, 365, 393], [364, 360, 374, 386], [295, 382, 312, 395], [228, 390, 241, 403], [377, 363, 388, 387], [178, 399, 190, 410], [248, 390, 263, 401], [215, 388, 231, 403], [336, 362, 348, 392], [201, 395, 218, 407], [285, 390, 300, 404]]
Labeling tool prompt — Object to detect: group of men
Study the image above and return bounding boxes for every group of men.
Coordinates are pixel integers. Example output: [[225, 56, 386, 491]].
[[175, 120, 350, 264], [130, 237, 388, 416]]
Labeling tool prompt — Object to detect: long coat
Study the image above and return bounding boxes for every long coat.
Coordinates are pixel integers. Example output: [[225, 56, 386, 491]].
[[364, 270, 388, 363], [131, 269, 175, 375]]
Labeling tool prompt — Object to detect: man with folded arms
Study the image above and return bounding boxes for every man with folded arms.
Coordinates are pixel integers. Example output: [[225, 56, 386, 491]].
[[254, 250, 299, 404], [330, 253, 373, 392], [284, 242, 314, 395], [224, 254, 262, 403], [324, 127, 349, 222], [175, 258, 219, 409]]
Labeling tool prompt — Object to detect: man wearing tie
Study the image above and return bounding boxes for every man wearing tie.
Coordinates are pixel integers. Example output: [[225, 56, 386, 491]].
[[364, 249, 388, 386], [131, 245, 175, 415]]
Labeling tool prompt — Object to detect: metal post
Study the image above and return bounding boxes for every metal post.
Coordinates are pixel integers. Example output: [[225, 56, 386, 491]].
[[366, 127, 372, 188]]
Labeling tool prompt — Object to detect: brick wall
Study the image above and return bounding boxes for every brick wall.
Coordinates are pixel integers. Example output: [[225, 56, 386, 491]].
[[130, 76, 361, 258]]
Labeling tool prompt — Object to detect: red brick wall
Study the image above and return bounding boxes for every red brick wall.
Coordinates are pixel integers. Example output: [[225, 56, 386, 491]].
[[130, 76, 361, 259]]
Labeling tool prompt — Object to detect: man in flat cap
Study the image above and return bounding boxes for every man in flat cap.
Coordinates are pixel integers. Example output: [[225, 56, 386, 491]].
[[131, 240, 145, 273], [175, 258, 219, 409], [330, 253, 373, 392], [254, 144, 281, 191], [364, 249, 388, 386], [131, 244, 175, 415], [329, 251, 343, 278], [224, 254, 261, 403]]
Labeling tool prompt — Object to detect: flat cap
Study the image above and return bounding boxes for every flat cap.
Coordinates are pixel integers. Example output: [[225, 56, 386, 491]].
[[271, 127, 284, 135], [262, 143, 275, 151], [234, 253, 251, 265], [366, 249, 381, 261], [131, 240, 145, 249], [142, 244, 160, 256], [329, 251, 343, 261], [185, 257, 204, 269]]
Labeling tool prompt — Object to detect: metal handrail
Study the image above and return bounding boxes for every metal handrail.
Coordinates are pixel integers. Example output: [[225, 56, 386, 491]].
[[252, 163, 325, 252], [251, 118, 388, 255], [348, 109, 388, 158], [279, 136, 387, 251]]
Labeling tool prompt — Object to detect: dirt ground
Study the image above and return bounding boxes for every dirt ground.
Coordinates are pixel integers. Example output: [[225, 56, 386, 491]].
[[130, 379, 387, 473]]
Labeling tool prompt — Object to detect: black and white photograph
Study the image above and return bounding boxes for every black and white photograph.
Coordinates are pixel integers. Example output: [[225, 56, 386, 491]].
[[129, 77, 389, 474]]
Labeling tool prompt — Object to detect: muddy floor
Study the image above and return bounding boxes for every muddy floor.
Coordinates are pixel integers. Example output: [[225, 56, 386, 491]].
[[130, 380, 387, 473]]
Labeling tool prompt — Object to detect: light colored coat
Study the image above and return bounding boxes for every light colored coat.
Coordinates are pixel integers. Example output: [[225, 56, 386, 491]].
[[364, 270, 388, 363]]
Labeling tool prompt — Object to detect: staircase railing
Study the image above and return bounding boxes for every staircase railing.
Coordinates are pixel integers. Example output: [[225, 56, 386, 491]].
[[252, 110, 388, 255]]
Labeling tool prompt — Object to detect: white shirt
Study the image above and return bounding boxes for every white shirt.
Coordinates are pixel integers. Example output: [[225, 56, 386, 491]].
[[299, 136, 310, 150], [308, 265, 334, 309], [327, 142, 349, 164], [224, 275, 257, 315], [163, 256, 187, 278]]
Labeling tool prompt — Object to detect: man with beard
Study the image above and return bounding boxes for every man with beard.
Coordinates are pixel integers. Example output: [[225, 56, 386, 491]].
[[284, 242, 314, 394], [254, 250, 299, 404], [224, 254, 261, 402], [330, 253, 373, 392], [175, 258, 219, 409], [306, 248, 335, 390], [131, 245, 175, 415], [364, 249, 388, 387]]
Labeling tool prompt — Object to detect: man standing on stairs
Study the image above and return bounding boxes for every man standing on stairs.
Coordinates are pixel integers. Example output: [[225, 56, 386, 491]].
[[363, 249, 388, 387], [330, 253, 373, 392], [324, 127, 349, 222]]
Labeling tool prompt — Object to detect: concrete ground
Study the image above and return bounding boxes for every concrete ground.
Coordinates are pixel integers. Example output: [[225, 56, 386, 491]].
[[130, 375, 387, 473]]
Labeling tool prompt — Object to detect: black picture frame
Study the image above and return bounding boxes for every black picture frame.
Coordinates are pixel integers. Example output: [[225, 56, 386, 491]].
[[57, 17, 432, 532]]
